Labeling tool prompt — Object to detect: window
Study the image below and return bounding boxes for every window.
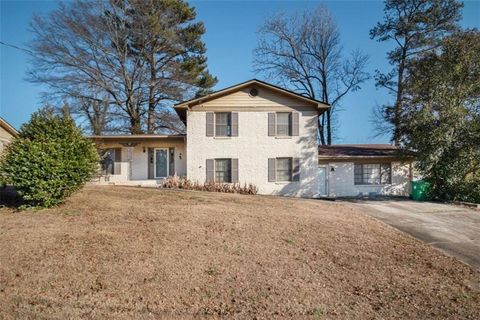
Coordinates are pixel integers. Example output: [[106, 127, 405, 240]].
[[215, 159, 231, 183], [100, 149, 115, 175], [276, 158, 293, 181], [215, 112, 231, 136], [354, 163, 391, 185], [276, 112, 291, 136]]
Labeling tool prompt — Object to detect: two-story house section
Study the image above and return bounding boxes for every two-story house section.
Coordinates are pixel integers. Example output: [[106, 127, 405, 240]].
[[91, 79, 329, 197], [174, 79, 329, 197]]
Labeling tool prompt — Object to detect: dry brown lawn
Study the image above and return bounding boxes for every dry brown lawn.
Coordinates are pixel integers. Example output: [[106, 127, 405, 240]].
[[0, 186, 479, 319]]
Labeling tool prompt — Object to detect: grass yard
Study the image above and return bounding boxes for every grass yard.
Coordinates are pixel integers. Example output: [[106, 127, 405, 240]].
[[0, 186, 479, 319]]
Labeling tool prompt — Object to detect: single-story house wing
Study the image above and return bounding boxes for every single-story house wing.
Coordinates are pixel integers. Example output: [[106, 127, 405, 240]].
[[318, 144, 414, 198]]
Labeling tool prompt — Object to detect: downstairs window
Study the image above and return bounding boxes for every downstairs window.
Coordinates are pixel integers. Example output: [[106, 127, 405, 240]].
[[215, 159, 232, 183], [354, 163, 391, 185]]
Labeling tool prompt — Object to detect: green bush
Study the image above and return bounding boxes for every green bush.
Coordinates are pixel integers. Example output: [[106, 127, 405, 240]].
[[0, 110, 99, 208], [428, 177, 480, 204]]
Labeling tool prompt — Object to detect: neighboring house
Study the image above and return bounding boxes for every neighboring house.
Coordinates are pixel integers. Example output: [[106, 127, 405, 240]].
[[0, 117, 18, 155], [318, 144, 413, 197], [91, 79, 413, 198]]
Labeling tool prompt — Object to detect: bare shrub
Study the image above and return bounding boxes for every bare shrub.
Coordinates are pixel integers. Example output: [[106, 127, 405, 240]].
[[161, 176, 258, 195]]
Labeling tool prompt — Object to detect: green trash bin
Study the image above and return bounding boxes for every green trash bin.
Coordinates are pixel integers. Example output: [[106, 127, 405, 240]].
[[411, 180, 431, 201]]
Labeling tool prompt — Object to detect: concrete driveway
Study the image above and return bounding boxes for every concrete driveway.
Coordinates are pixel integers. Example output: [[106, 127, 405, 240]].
[[344, 199, 480, 271]]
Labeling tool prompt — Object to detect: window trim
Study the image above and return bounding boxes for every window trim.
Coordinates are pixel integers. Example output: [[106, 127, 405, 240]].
[[354, 163, 392, 186], [214, 112, 232, 137], [276, 157, 293, 182], [214, 158, 232, 183]]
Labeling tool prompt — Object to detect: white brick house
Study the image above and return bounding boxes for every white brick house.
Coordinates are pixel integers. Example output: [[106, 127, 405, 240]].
[[91, 79, 413, 198]]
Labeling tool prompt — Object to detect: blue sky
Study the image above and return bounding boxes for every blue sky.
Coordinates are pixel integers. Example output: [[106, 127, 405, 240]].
[[1, 0, 479, 143]]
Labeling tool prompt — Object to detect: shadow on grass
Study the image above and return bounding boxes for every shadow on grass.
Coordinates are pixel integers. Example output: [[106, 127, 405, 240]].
[[0, 186, 24, 209]]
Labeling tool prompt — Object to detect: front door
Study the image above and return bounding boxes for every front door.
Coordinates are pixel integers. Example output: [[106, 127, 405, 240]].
[[318, 166, 327, 196], [155, 148, 169, 178]]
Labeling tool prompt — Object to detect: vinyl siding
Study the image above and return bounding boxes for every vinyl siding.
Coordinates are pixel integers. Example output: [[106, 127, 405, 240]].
[[191, 86, 317, 112], [0, 126, 14, 141], [0, 125, 16, 156]]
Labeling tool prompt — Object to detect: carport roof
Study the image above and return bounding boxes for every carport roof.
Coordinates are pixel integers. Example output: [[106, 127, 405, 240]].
[[318, 144, 414, 160]]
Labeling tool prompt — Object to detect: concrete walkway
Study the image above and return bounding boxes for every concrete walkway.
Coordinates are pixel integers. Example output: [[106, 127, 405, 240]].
[[344, 199, 480, 271]]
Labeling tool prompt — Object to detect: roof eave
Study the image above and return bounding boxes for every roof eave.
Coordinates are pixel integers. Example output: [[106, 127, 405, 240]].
[[173, 79, 330, 110], [88, 134, 186, 140], [318, 155, 415, 161], [0, 118, 19, 138]]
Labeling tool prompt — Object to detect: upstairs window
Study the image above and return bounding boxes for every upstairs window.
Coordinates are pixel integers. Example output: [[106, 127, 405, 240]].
[[354, 163, 391, 185], [215, 112, 231, 137], [276, 112, 291, 136], [268, 112, 299, 137]]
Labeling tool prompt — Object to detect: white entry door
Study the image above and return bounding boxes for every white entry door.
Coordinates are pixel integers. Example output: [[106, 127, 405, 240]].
[[155, 148, 169, 178], [318, 166, 327, 196]]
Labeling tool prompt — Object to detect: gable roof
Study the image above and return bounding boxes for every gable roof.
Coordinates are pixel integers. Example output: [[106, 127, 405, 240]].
[[174, 79, 329, 115], [0, 117, 19, 138], [318, 144, 414, 160]]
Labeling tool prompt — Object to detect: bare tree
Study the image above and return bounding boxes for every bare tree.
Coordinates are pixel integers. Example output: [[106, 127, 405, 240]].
[[27, 0, 216, 135], [71, 95, 113, 135], [253, 6, 369, 145], [28, 1, 146, 133]]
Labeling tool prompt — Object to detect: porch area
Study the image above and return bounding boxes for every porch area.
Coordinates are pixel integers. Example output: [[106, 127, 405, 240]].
[[89, 134, 187, 185]]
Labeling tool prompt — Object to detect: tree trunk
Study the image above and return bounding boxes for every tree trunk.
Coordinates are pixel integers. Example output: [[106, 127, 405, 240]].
[[130, 116, 142, 134], [322, 80, 331, 145], [326, 109, 332, 145], [393, 49, 407, 146], [147, 53, 156, 134], [319, 113, 326, 145], [127, 99, 142, 134]]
